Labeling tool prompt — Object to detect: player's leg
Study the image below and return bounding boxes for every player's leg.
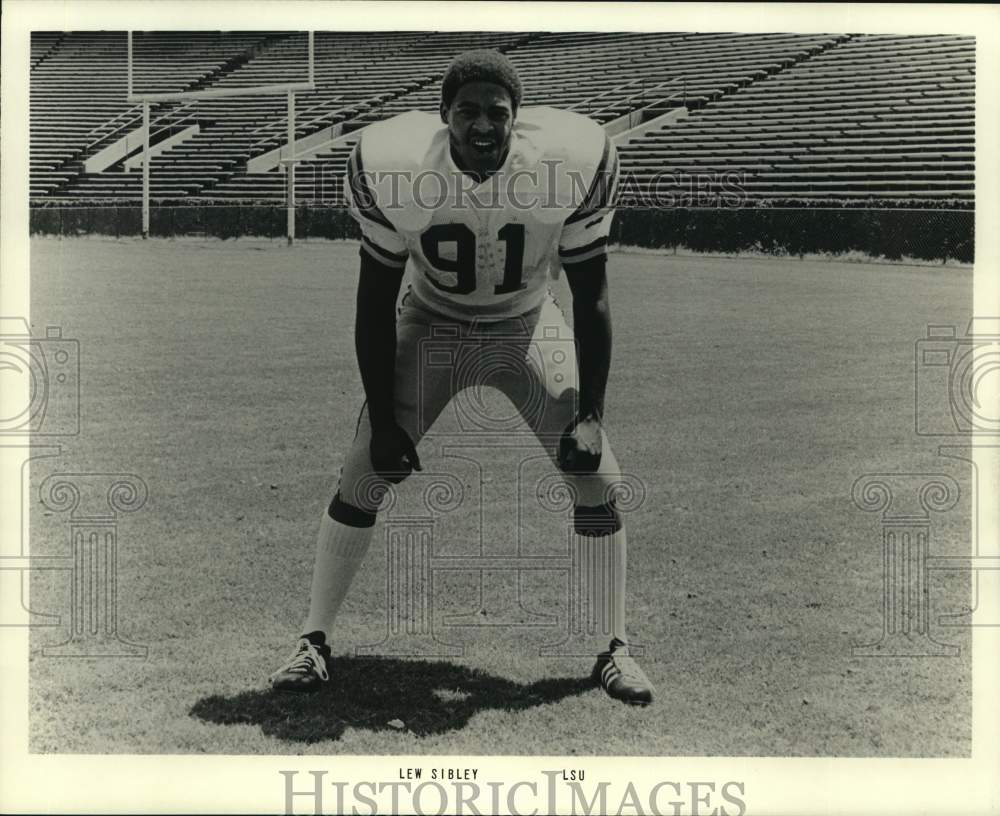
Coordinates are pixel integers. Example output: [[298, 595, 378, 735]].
[[497, 294, 653, 705], [504, 295, 629, 644], [302, 298, 455, 640], [272, 298, 455, 691]]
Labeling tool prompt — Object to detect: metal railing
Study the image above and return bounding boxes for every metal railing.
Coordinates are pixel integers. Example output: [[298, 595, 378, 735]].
[[569, 78, 642, 117], [246, 97, 352, 156], [84, 100, 204, 153], [149, 102, 202, 141], [571, 76, 687, 120], [83, 104, 145, 150], [247, 95, 344, 137]]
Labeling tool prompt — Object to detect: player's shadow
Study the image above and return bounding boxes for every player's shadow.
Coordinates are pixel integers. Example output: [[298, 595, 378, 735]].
[[190, 656, 594, 744]]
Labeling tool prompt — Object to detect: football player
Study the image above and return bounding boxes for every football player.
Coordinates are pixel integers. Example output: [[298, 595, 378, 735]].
[[271, 49, 654, 705]]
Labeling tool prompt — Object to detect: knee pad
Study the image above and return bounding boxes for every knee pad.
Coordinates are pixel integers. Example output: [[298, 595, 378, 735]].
[[328, 492, 378, 528], [565, 469, 622, 510], [573, 501, 622, 537]]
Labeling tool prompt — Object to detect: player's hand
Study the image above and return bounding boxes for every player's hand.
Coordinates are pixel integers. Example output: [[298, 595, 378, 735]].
[[558, 416, 603, 474], [370, 423, 422, 484]]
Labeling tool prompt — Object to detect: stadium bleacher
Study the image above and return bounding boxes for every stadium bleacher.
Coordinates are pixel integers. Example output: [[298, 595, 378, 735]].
[[29, 31, 975, 208], [617, 33, 974, 203], [30, 31, 284, 197], [209, 32, 849, 203]]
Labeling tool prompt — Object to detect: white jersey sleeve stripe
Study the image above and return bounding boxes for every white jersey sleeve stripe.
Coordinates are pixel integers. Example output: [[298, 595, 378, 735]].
[[360, 235, 408, 269], [565, 134, 618, 226], [346, 143, 396, 232], [559, 235, 609, 264]]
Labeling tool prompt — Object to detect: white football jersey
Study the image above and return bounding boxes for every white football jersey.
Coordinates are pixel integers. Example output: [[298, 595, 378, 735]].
[[345, 107, 619, 321]]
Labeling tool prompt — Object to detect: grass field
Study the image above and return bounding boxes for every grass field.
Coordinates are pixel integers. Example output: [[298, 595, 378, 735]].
[[28, 236, 973, 756]]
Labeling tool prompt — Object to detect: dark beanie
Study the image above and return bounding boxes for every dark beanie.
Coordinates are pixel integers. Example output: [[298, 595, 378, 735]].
[[441, 49, 523, 111]]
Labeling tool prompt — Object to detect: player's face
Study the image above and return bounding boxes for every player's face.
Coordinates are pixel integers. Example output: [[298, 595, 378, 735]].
[[443, 81, 515, 179]]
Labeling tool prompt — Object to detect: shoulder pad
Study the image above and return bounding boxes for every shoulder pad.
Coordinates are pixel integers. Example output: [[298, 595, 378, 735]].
[[357, 111, 445, 231], [515, 106, 606, 167], [510, 107, 610, 221]]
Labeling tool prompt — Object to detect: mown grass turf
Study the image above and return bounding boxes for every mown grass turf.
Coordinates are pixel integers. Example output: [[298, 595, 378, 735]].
[[28, 237, 972, 755]]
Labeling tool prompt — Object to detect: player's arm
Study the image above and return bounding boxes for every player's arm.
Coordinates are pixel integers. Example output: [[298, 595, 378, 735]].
[[556, 130, 619, 473], [355, 250, 404, 431], [564, 255, 612, 423], [355, 252, 422, 481], [558, 256, 611, 473], [346, 134, 421, 481]]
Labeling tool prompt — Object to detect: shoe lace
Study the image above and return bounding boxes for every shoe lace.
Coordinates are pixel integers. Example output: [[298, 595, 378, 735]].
[[608, 648, 647, 686], [274, 639, 329, 681]]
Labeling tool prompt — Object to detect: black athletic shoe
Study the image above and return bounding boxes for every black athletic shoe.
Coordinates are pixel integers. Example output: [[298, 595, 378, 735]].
[[591, 638, 654, 706], [270, 638, 331, 692]]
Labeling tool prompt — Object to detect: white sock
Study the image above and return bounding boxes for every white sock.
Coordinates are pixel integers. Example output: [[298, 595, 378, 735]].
[[573, 526, 628, 645], [301, 511, 374, 640]]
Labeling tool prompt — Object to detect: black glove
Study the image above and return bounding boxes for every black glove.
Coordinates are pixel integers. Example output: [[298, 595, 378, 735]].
[[370, 423, 422, 484], [557, 416, 603, 474]]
